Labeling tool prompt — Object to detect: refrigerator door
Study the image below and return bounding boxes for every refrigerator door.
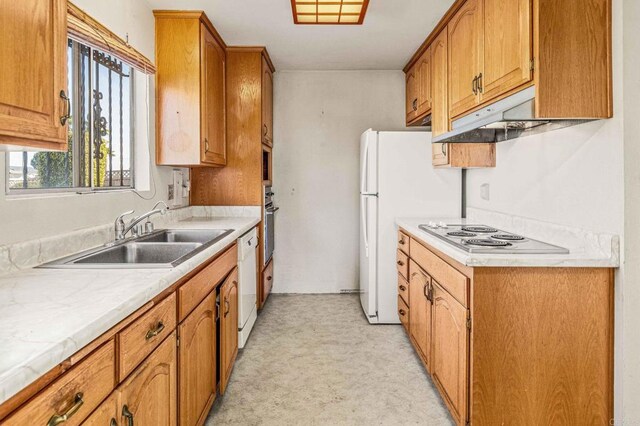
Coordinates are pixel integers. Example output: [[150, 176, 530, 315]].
[[375, 131, 461, 324], [359, 130, 378, 322]]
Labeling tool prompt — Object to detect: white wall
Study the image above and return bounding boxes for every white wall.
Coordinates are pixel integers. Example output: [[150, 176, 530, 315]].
[[273, 70, 405, 293], [0, 0, 187, 246]]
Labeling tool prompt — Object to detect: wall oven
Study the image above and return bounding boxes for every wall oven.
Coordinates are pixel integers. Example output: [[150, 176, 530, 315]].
[[264, 186, 279, 264]]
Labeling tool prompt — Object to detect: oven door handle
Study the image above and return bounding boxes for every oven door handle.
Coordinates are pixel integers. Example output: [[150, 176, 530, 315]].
[[266, 207, 280, 214]]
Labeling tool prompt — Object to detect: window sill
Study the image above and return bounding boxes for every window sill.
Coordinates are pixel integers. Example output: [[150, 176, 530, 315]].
[[5, 188, 138, 201]]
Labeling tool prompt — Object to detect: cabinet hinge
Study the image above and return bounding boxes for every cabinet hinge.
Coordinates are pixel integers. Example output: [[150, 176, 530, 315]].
[[466, 318, 472, 331], [530, 58, 535, 72]]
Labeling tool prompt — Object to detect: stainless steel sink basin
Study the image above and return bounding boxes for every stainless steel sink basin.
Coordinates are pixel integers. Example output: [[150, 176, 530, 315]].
[[40, 229, 234, 269]]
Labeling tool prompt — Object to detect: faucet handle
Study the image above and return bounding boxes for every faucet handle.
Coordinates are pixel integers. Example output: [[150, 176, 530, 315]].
[[114, 210, 135, 240]]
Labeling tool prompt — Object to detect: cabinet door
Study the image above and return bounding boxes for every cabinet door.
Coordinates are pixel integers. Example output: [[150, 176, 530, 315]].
[[431, 282, 468, 424], [432, 143, 450, 167], [448, 0, 483, 119], [405, 66, 418, 124], [82, 393, 118, 426], [416, 48, 432, 116], [200, 24, 226, 166], [118, 332, 177, 426], [481, 0, 532, 103], [178, 292, 217, 426], [431, 30, 449, 138], [219, 268, 239, 395], [408, 261, 432, 370], [262, 57, 274, 147], [0, 0, 68, 150]]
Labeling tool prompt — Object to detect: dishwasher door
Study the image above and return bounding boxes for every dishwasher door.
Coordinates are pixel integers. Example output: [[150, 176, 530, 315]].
[[237, 227, 258, 348]]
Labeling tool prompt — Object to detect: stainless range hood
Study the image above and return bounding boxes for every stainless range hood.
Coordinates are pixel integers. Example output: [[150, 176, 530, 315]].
[[432, 86, 595, 144]]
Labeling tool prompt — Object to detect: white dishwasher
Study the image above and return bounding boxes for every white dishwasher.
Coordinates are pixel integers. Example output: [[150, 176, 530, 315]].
[[237, 228, 258, 348]]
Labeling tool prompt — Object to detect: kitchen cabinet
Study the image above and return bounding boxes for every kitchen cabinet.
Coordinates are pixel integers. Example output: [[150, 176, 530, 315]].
[[178, 291, 217, 426], [262, 56, 274, 147], [447, 0, 483, 119], [262, 258, 274, 306], [431, 281, 468, 425], [220, 268, 239, 395], [118, 332, 177, 426], [431, 30, 449, 138], [155, 11, 227, 167], [397, 229, 614, 424], [408, 261, 432, 370], [405, 65, 418, 124], [0, 0, 68, 151]]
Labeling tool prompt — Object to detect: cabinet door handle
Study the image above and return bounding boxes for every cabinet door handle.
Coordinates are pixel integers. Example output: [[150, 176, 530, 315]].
[[472, 76, 478, 95], [122, 405, 134, 426], [399, 309, 406, 316], [267, 275, 272, 281], [441, 143, 447, 156], [145, 321, 165, 340], [412, 98, 418, 111], [59, 90, 71, 126], [399, 285, 406, 291], [224, 297, 230, 318], [397, 260, 404, 266], [47, 393, 84, 426], [204, 138, 210, 153], [399, 239, 406, 245], [263, 124, 268, 137], [111, 419, 118, 426], [478, 73, 483, 93]]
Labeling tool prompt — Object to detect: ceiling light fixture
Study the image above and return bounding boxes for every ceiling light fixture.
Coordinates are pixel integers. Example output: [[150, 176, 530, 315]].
[[291, 0, 370, 25]]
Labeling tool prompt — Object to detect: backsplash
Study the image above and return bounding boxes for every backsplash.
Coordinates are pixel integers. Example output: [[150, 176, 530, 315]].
[[0, 206, 260, 275]]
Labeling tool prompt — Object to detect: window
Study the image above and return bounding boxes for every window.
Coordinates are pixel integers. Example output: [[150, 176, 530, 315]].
[[7, 38, 135, 192]]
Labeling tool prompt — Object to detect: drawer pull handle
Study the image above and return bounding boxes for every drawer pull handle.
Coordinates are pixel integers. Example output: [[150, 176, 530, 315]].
[[145, 321, 165, 340], [47, 392, 84, 426], [399, 285, 406, 291], [122, 405, 134, 426], [111, 419, 118, 426], [397, 260, 404, 266], [399, 239, 406, 245], [399, 309, 406, 316], [267, 276, 272, 281]]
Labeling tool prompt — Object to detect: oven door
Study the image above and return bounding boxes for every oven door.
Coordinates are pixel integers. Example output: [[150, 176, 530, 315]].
[[264, 206, 279, 263]]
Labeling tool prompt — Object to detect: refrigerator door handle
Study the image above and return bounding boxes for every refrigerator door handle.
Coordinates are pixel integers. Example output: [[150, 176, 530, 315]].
[[361, 196, 369, 257], [360, 135, 370, 194]]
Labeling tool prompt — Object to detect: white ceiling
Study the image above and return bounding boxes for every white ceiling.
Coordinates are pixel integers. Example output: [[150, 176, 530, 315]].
[[145, 0, 455, 70]]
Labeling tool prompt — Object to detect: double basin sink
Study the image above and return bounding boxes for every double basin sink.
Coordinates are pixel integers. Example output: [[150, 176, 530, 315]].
[[41, 229, 233, 269]]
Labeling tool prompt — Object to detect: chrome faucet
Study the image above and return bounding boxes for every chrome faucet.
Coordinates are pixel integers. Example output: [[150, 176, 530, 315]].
[[114, 201, 170, 241]]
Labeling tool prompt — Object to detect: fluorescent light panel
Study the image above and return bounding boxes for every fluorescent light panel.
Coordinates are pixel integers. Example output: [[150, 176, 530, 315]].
[[292, 0, 370, 25]]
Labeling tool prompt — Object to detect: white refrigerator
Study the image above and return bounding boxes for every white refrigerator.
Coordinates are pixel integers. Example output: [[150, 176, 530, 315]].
[[359, 129, 461, 324]]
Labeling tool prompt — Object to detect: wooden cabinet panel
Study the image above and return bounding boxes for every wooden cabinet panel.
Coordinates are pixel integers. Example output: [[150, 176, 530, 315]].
[[431, 29, 449, 138], [432, 143, 450, 167], [4, 342, 115, 426], [119, 293, 177, 381], [82, 393, 118, 426], [409, 261, 432, 370], [0, 0, 68, 150], [219, 268, 239, 395], [262, 258, 274, 306], [432, 282, 468, 425], [447, 0, 483, 119], [396, 250, 409, 281], [118, 332, 177, 426], [178, 292, 217, 426], [416, 48, 432, 116], [397, 295, 409, 332], [261, 56, 274, 147], [201, 23, 226, 166], [481, 0, 532, 103], [178, 244, 237, 322], [397, 274, 410, 307], [405, 66, 418, 124]]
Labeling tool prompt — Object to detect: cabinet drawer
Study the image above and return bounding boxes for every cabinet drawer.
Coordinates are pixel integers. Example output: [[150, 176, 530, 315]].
[[262, 259, 274, 305], [396, 250, 409, 280], [4, 341, 115, 426], [398, 274, 410, 306], [398, 231, 410, 254], [410, 239, 468, 306], [179, 244, 237, 321], [119, 293, 177, 381], [398, 295, 410, 331]]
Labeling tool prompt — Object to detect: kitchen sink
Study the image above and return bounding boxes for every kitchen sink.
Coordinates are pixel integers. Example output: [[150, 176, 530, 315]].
[[40, 229, 234, 269]]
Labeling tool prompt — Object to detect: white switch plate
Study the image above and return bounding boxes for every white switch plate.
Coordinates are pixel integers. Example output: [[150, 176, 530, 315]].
[[480, 183, 490, 201], [172, 169, 184, 207]]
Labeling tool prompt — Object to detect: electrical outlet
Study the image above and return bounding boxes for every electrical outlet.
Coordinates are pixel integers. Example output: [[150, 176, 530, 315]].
[[172, 169, 185, 207], [168, 184, 175, 201]]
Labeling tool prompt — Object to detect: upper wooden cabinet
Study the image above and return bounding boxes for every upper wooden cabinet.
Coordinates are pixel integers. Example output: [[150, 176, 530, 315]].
[[262, 56, 274, 147], [406, 48, 432, 126], [405, 66, 418, 124], [447, 0, 483, 119], [431, 30, 449, 138], [155, 11, 227, 167], [0, 0, 68, 151]]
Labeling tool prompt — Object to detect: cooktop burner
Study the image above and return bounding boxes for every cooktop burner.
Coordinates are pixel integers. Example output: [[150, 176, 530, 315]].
[[417, 223, 569, 254], [447, 231, 477, 237], [462, 226, 498, 233], [491, 234, 525, 241], [465, 239, 512, 247]]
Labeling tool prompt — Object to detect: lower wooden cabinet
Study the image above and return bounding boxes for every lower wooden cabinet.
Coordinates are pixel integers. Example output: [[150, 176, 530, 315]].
[[431, 281, 468, 425], [408, 261, 432, 371], [118, 332, 178, 426], [262, 258, 274, 306], [178, 291, 217, 426], [219, 268, 239, 395]]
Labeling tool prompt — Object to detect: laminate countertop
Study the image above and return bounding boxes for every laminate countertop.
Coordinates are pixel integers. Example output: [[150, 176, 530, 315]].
[[397, 217, 620, 268], [0, 216, 259, 406]]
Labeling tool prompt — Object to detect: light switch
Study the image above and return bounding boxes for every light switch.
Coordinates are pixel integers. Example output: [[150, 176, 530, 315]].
[[480, 183, 490, 201]]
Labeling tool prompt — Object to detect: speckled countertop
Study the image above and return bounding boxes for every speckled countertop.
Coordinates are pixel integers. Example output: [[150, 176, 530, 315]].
[[397, 216, 619, 268], [0, 216, 259, 405]]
